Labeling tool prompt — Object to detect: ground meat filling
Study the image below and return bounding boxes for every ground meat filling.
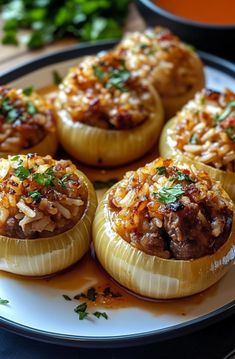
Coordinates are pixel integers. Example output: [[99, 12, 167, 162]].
[[109, 159, 233, 260], [0, 87, 55, 153], [0, 154, 87, 239], [173, 88, 235, 172], [56, 52, 157, 130], [115, 27, 201, 98]]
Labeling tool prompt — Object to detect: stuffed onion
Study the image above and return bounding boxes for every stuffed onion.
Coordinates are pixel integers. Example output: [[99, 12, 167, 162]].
[[93, 158, 235, 299], [0, 154, 97, 276]]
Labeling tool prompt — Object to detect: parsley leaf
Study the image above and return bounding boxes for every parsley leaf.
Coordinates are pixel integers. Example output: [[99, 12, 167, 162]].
[[93, 65, 105, 81], [217, 100, 235, 122], [23, 86, 33, 96], [11, 155, 20, 161], [156, 166, 167, 175], [86, 287, 97, 302], [225, 125, 235, 142], [190, 134, 197, 144], [27, 102, 37, 115], [0, 298, 9, 305], [58, 174, 70, 188], [170, 171, 194, 183], [28, 190, 42, 203], [74, 303, 89, 320], [32, 173, 45, 186], [52, 70, 62, 85], [93, 311, 108, 320], [155, 184, 184, 204], [62, 294, 72, 301], [105, 65, 131, 92], [15, 166, 30, 180], [1, 1, 130, 49]]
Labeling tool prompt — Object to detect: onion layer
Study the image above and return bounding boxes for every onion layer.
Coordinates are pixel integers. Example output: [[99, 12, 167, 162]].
[[161, 61, 205, 120], [159, 117, 235, 202], [0, 170, 97, 276], [93, 187, 235, 299], [0, 131, 58, 159], [56, 88, 164, 167]]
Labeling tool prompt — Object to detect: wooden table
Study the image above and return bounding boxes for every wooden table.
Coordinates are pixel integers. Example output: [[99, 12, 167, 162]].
[[0, 4, 145, 76]]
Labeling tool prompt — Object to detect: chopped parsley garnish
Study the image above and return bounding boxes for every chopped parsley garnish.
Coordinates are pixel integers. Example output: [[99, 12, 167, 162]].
[[93, 65, 105, 81], [156, 166, 167, 175], [93, 311, 108, 320], [58, 174, 70, 188], [74, 303, 89, 320], [224, 125, 235, 142], [0, 298, 9, 305], [28, 191, 42, 202], [32, 173, 45, 186], [170, 171, 194, 183], [52, 70, 62, 85], [15, 166, 30, 180], [33, 170, 54, 187], [74, 287, 97, 302], [155, 184, 184, 204], [190, 134, 198, 144], [62, 294, 72, 301], [93, 178, 118, 190], [11, 155, 20, 161], [86, 287, 97, 302], [1, 97, 12, 112], [105, 65, 131, 92], [27, 101, 37, 115], [6, 108, 19, 123], [22, 86, 33, 96], [217, 100, 235, 122]]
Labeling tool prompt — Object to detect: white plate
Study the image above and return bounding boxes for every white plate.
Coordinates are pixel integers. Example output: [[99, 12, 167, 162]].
[[0, 42, 235, 348]]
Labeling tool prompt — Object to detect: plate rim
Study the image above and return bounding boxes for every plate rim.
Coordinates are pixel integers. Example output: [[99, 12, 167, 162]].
[[0, 40, 235, 348]]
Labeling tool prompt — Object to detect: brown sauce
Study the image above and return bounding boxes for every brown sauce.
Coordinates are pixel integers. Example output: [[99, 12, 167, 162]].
[[0, 252, 219, 316], [153, 0, 235, 25]]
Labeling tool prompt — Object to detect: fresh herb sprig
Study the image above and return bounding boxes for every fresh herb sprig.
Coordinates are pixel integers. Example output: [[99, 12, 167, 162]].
[[155, 184, 184, 204], [1, 0, 131, 49]]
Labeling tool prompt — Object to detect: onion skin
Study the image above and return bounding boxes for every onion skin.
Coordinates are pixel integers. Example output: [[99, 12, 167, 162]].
[[161, 61, 205, 120], [159, 117, 235, 202], [0, 131, 58, 159], [93, 186, 235, 299], [0, 170, 97, 276], [56, 88, 164, 167]]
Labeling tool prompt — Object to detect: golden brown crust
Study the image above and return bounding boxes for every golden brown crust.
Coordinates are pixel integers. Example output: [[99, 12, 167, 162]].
[[109, 158, 234, 260], [0, 154, 87, 239], [0, 86, 56, 153]]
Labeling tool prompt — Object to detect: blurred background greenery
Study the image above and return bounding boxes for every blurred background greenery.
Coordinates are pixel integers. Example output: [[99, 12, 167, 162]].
[[0, 0, 131, 49]]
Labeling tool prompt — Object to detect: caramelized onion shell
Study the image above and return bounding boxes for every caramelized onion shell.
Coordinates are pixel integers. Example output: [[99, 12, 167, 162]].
[[0, 170, 97, 276], [161, 56, 205, 119], [56, 88, 164, 167], [0, 131, 58, 159], [93, 186, 235, 299], [159, 117, 235, 202]]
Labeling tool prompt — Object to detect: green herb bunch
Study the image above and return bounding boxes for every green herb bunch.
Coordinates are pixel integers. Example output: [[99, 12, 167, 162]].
[[0, 0, 131, 48]]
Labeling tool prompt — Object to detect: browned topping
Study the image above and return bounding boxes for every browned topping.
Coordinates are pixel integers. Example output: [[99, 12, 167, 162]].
[[173, 88, 235, 172], [109, 158, 233, 260], [56, 52, 158, 130], [115, 27, 202, 98], [0, 87, 55, 153], [0, 154, 87, 239]]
